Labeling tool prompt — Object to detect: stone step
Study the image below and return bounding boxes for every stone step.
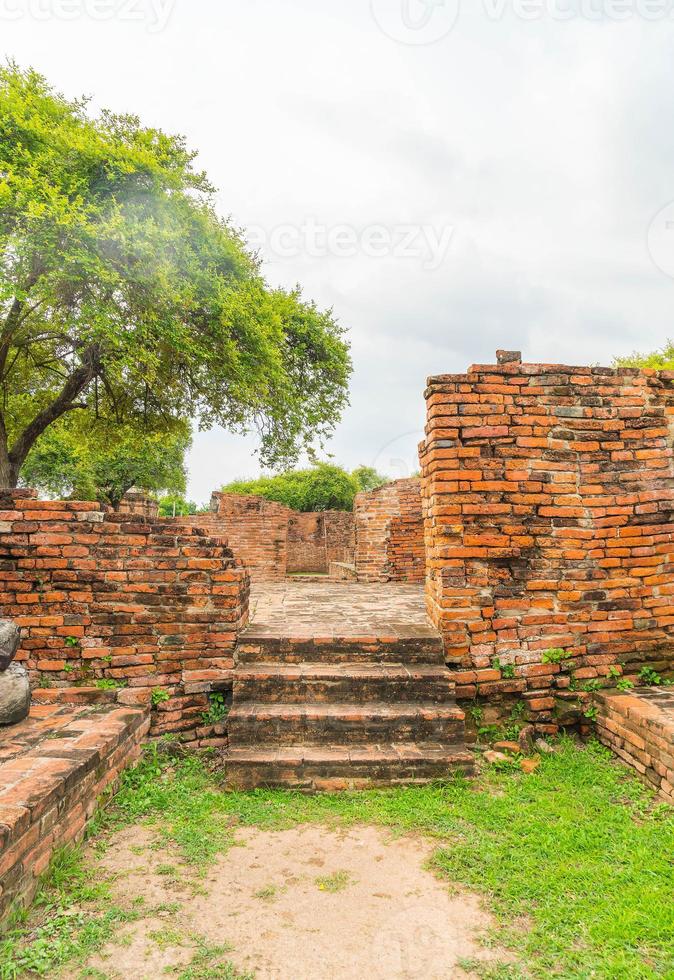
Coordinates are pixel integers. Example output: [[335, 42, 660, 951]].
[[227, 701, 466, 745], [233, 664, 455, 704], [225, 743, 476, 791], [236, 634, 445, 666]]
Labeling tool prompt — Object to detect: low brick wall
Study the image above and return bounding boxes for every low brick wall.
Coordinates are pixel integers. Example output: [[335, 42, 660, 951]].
[[354, 478, 425, 583], [0, 688, 150, 922], [595, 688, 674, 803], [0, 490, 249, 743], [118, 491, 159, 519]]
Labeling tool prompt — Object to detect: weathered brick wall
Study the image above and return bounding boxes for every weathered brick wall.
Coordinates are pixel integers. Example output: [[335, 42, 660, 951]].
[[0, 688, 150, 921], [595, 688, 674, 803], [0, 490, 249, 743], [354, 478, 425, 583], [204, 494, 355, 578], [206, 493, 290, 580], [286, 511, 356, 573], [421, 354, 674, 731], [118, 491, 159, 519]]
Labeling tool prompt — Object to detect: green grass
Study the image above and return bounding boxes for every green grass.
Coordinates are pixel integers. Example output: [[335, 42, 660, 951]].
[[2, 738, 672, 979], [314, 870, 354, 893]]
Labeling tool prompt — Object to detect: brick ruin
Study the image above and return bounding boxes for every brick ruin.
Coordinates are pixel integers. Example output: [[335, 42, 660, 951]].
[[201, 481, 425, 583], [420, 354, 674, 732], [0, 490, 249, 746], [354, 477, 425, 583]]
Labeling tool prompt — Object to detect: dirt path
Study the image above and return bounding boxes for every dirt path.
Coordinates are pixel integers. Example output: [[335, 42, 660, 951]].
[[86, 823, 505, 979]]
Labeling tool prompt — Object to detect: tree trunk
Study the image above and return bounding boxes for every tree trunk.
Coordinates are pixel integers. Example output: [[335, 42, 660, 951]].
[[0, 440, 19, 489]]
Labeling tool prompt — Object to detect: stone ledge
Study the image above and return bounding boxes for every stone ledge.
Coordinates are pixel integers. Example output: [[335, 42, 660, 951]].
[[0, 691, 150, 922], [594, 688, 674, 804]]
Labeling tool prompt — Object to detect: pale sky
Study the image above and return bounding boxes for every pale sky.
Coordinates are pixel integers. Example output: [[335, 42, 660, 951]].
[[4, 0, 674, 503]]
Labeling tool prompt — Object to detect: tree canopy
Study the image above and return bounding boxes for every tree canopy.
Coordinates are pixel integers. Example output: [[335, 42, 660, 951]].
[[220, 463, 390, 512], [0, 64, 351, 487], [614, 340, 674, 371], [21, 412, 190, 509]]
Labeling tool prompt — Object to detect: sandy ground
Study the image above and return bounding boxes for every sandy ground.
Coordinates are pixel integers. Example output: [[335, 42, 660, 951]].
[[86, 823, 506, 980]]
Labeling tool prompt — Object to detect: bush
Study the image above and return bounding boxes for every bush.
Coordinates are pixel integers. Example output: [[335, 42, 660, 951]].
[[221, 464, 360, 512]]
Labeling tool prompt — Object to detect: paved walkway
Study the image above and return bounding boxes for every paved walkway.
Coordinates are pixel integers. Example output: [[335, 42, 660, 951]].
[[247, 581, 436, 640]]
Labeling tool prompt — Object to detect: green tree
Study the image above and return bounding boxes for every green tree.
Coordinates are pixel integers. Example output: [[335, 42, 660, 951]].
[[21, 413, 190, 509], [221, 464, 359, 512], [0, 65, 350, 487], [351, 465, 389, 493], [158, 494, 197, 517], [613, 340, 674, 370]]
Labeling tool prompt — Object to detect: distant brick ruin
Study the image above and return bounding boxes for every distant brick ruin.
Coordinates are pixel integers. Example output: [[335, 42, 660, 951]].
[[421, 354, 674, 731]]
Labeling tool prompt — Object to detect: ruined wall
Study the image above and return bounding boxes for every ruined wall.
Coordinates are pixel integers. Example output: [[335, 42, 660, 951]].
[[421, 354, 674, 732], [0, 490, 249, 743], [207, 493, 291, 581], [286, 511, 355, 573], [354, 478, 425, 583], [118, 491, 159, 519]]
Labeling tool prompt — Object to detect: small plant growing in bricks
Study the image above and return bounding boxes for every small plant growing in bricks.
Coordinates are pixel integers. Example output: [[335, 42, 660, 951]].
[[491, 656, 516, 680], [95, 679, 126, 691], [202, 692, 229, 725], [542, 648, 573, 665], [583, 679, 602, 693], [151, 688, 171, 708], [65, 636, 80, 648], [617, 679, 635, 692]]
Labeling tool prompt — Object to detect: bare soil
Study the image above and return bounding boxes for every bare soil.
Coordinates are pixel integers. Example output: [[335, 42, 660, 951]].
[[85, 823, 506, 979]]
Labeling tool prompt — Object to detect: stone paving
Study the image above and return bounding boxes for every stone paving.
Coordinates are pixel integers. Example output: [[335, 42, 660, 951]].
[[247, 581, 437, 640]]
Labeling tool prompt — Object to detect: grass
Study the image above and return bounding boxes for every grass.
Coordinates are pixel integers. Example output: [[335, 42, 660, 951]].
[[314, 870, 354, 893], [1, 738, 672, 979]]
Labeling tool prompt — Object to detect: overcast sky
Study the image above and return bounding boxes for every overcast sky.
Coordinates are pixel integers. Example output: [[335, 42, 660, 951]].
[[4, 0, 674, 503]]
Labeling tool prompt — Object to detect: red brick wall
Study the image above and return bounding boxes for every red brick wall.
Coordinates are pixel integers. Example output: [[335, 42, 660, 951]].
[[595, 688, 674, 804], [0, 689, 150, 921], [421, 357, 674, 731], [0, 490, 249, 742], [354, 478, 425, 583], [286, 511, 355, 573], [206, 493, 290, 580]]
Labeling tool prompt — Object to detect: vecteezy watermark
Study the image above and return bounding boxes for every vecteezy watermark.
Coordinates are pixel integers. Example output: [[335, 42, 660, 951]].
[[0, 0, 175, 31], [370, 430, 425, 480], [647, 201, 674, 280], [370, 0, 461, 44], [247, 220, 454, 271], [370, 0, 674, 43]]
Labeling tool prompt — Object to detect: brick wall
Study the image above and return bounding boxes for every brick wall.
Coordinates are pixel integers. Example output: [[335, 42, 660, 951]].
[[0, 688, 150, 921], [354, 478, 425, 583], [595, 688, 674, 804], [206, 493, 291, 580], [118, 491, 159, 519], [421, 355, 674, 731], [286, 511, 356, 573], [0, 490, 249, 743]]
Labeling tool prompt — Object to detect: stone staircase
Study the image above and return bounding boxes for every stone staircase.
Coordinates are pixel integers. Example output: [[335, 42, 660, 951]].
[[225, 625, 474, 790]]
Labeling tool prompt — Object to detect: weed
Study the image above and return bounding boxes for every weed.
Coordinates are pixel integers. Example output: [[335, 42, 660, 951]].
[[201, 692, 229, 726], [253, 884, 277, 901], [583, 679, 602, 693], [94, 679, 125, 691], [65, 636, 80, 648], [315, 870, 353, 893], [170, 939, 253, 980], [151, 687, 171, 707], [542, 647, 572, 665], [617, 678, 635, 692]]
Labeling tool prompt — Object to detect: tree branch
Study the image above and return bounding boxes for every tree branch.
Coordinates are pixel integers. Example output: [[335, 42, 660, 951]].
[[8, 344, 101, 470]]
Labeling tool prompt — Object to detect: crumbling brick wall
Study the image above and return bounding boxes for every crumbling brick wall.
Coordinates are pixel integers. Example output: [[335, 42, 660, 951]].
[[0, 490, 249, 743], [118, 491, 159, 519], [421, 354, 674, 732], [206, 493, 291, 580], [354, 478, 425, 583], [286, 511, 356, 573]]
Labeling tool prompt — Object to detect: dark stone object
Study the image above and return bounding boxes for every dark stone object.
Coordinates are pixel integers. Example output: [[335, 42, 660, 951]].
[[0, 620, 21, 672], [496, 350, 522, 365], [0, 663, 30, 725]]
